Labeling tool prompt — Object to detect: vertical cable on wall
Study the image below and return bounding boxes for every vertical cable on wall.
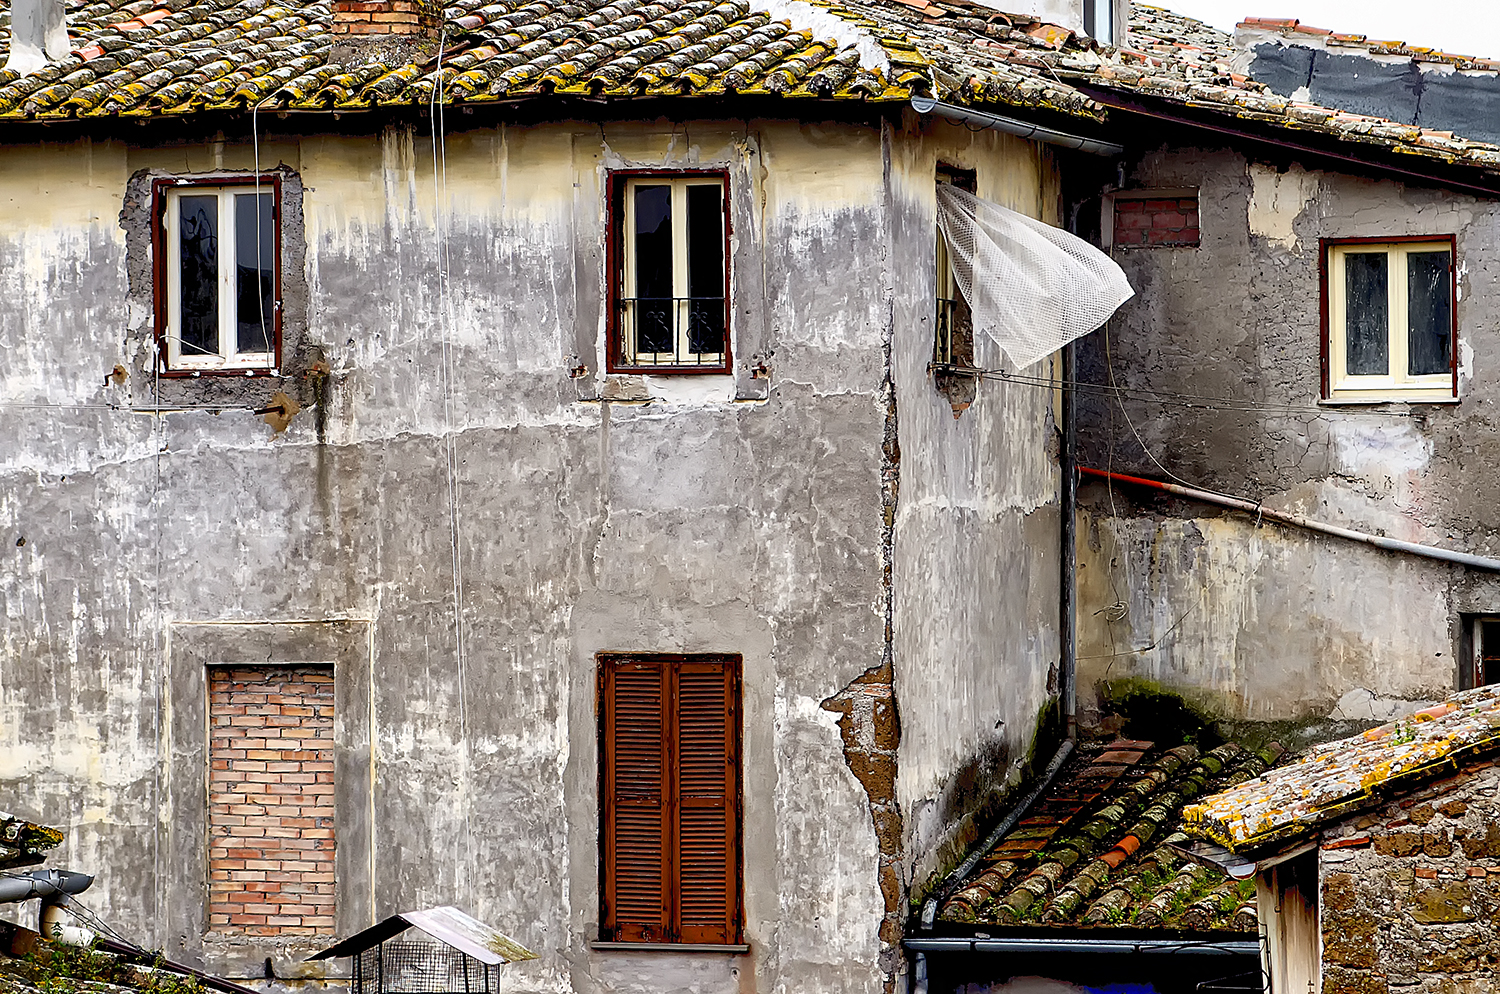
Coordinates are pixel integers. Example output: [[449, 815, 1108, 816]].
[[428, 28, 474, 890]]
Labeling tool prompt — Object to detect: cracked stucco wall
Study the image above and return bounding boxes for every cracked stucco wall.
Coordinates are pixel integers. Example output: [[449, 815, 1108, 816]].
[[889, 113, 1064, 897], [0, 118, 896, 994], [1074, 143, 1500, 727], [0, 112, 1065, 994]]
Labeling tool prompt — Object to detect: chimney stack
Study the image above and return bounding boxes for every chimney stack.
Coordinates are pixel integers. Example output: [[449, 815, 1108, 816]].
[[4, 0, 71, 75], [330, 0, 443, 63]]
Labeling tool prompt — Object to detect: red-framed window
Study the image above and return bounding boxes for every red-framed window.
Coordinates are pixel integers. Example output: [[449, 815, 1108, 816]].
[[1320, 235, 1458, 403], [607, 171, 731, 374], [598, 652, 742, 945], [151, 176, 282, 376]]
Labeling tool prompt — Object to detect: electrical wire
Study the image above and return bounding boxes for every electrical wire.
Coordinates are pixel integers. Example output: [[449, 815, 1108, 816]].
[[943, 363, 1429, 419], [428, 25, 474, 889]]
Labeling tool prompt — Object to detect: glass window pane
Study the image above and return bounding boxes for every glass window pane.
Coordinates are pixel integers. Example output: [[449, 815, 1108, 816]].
[[1344, 251, 1389, 376], [235, 193, 275, 355], [632, 185, 673, 355], [1407, 250, 1452, 377], [178, 194, 219, 358], [685, 184, 724, 357]]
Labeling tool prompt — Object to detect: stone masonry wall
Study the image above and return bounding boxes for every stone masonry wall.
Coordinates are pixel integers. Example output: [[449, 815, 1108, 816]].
[[207, 666, 336, 937], [1319, 760, 1500, 994]]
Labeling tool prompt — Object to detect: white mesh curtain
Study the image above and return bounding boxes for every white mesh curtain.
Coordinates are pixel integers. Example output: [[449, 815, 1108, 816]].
[[936, 183, 1134, 370]]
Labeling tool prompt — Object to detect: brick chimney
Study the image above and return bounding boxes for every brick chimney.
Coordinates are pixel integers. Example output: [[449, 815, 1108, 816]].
[[330, 0, 443, 63], [3, 0, 70, 75]]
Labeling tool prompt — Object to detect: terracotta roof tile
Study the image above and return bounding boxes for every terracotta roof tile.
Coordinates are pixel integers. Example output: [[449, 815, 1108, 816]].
[[4, 1, 1500, 181], [1183, 684, 1500, 854], [937, 738, 1283, 932]]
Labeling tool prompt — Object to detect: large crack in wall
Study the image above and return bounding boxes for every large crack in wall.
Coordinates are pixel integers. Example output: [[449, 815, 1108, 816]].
[[821, 321, 904, 993]]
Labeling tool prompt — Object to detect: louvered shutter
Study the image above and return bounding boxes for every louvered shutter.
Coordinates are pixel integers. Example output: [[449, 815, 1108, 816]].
[[601, 658, 670, 942], [674, 658, 740, 943]]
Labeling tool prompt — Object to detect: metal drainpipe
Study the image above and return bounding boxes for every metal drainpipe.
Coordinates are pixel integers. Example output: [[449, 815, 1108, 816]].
[[917, 739, 1075, 930], [912, 339, 1082, 987], [1079, 466, 1500, 572], [1060, 346, 1078, 740], [909, 95, 1125, 157]]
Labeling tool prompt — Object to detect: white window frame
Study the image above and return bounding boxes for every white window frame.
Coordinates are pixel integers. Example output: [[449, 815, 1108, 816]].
[[1325, 239, 1456, 403], [616, 175, 728, 371], [160, 182, 279, 373]]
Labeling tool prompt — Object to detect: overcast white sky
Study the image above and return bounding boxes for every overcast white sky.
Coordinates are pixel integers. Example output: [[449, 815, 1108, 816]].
[[1156, 1, 1500, 59]]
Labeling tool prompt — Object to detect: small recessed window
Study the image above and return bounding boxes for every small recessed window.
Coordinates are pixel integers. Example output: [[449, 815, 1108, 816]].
[[1324, 238, 1456, 402], [1462, 616, 1500, 689], [610, 174, 729, 373], [154, 178, 281, 374], [935, 166, 976, 368]]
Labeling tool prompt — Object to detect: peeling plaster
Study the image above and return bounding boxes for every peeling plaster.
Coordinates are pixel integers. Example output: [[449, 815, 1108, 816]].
[[1247, 162, 1318, 250]]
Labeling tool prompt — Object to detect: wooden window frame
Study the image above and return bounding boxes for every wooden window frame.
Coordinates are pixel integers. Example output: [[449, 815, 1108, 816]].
[[597, 652, 743, 946], [1319, 235, 1458, 403], [151, 175, 283, 377], [606, 170, 732, 375]]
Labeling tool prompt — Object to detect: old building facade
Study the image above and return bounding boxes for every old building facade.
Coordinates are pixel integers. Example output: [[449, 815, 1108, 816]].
[[0, 0, 1105, 987]]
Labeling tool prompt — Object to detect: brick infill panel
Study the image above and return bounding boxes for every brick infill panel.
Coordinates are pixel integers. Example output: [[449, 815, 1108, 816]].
[[1114, 194, 1200, 248], [208, 666, 335, 936]]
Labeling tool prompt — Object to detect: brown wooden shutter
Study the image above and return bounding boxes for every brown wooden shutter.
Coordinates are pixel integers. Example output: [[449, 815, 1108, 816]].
[[674, 658, 740, 944], [601, 653, 741, 945], [601, 657, 670, 942]]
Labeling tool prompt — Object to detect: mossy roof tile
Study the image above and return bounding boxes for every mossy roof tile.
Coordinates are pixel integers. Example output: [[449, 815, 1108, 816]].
[[1183, 684, 1500, 854], [4, 0, 1500, 178], [937, 738, 1282, 933]]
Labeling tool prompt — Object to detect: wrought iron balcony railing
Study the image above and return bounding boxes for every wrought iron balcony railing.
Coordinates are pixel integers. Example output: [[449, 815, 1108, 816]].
[[619, 296, 727, 367]]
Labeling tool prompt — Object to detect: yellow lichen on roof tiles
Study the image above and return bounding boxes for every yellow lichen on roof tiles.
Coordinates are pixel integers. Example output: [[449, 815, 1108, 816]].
[[1183, 685, 1500, 853]]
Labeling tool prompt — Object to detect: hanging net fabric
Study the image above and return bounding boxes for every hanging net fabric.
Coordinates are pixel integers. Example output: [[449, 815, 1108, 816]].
[[936, 183, 1135, 370]]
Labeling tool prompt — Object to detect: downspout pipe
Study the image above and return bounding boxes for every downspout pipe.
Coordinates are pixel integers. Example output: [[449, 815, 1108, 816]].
[[910, 95, 1125, 157], [0, 869, 94, 904], [918, 738, 1074, 932], [1080, 466, 1500, 572]]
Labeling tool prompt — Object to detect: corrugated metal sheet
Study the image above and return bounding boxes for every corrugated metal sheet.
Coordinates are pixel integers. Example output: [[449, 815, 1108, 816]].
[[310, 906, 537, 965]]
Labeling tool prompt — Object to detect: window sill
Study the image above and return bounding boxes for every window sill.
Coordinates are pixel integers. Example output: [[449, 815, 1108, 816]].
[[1319, 396, 1460, 406], [589, 942, 750, 954]]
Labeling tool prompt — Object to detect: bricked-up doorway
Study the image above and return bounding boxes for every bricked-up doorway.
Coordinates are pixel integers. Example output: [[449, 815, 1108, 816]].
[[207, 665, 336, 936]]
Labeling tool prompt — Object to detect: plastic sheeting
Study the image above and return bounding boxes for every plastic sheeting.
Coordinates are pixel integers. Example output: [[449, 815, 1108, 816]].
[[936, 183, 1134, 370]]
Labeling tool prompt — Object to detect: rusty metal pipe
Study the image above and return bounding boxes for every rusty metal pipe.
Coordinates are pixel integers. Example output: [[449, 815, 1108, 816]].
[[1079, 466, 1500, 572]]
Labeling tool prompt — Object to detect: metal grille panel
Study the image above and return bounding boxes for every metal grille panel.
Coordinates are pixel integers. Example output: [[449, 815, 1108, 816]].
[[354, 941, 497, 994]]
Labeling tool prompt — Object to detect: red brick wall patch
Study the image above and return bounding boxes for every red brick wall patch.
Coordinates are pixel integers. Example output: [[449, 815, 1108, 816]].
[[1114, 195, 1200, 248], [208, 666, 335, 936]]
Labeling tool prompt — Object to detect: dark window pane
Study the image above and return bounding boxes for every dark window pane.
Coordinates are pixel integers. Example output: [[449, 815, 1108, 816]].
[[1408, 250, 1452, 376], [633, 185, 673, 354], [178, 195, 219, 358], [685, 184, 725, 356], [1344, 251, 1388, 376], [236, 193, 275, 355]]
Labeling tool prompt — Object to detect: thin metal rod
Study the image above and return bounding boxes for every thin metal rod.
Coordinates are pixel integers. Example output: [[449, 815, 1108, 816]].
[[919, 739, 1075, 930], [910, 95, 1125, 156], [1080, 466, 1500, 572], [1060, 346, 1078, 739]]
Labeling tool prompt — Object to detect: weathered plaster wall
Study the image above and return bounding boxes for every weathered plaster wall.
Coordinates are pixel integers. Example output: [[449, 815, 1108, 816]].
[[1074, 143, 1500, 728], [1318, 761, 1500, 994], [0, 118, 902, 994], [888, 113, 1063, 895]]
